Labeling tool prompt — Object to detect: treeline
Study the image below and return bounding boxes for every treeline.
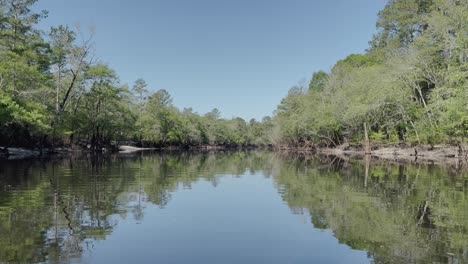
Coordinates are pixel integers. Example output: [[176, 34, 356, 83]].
[[1, 0, 466, 151], [272, 0, 467, 148], [133, 87, 273, 147], [0, 0, 272, 149]]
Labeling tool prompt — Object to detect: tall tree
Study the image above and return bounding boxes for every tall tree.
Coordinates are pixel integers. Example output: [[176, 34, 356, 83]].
[[132, 78, 148, 146]]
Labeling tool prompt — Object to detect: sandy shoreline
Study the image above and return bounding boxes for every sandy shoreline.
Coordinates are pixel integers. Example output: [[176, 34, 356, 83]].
[[118, 145, 156, 153]]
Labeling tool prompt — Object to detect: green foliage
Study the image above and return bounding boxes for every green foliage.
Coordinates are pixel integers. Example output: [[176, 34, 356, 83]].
[[1, 0, 465, 149], [135, 90, 270, 147], [0, 91, 49, 130], [0, 0, 273, 148], [273, 0, 468, 147], [369, 131, 385, 142], [308, 71, 328, 91]]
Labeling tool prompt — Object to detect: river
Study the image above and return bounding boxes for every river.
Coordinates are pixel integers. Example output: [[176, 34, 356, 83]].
[[0, 151, 466, 263]]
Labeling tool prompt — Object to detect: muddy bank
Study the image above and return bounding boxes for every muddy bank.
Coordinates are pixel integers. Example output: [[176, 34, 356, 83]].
[[0, 144, 268, 159], [0, 146, 83, 160], [0, 147, 41, 159], [280, 144, 468, 165], [2, 143, 466, 165]]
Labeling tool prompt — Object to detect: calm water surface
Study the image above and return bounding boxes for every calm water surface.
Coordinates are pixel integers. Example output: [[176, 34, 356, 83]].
[[0, 151, 466, 263]]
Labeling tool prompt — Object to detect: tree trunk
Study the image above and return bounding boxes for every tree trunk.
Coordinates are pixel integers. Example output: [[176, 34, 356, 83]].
[[364, 123, 371, 155]]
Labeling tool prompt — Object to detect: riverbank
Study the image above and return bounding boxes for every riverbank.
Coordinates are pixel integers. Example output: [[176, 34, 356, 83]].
[[0, 146, 84, 159], [277, 143, 467, 166], [326, 144, 465, 161], [0, 144, 265, 159], [2, 144, 466, 165]]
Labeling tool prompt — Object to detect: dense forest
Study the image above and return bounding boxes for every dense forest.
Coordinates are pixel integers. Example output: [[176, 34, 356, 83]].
[[274, 0, 467, 148], [0, 0, 466, 151], [0, 0, 273, 149]]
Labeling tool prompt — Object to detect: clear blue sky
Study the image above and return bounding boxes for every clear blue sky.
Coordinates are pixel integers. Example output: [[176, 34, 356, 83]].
[[34, 0, 386, 120]]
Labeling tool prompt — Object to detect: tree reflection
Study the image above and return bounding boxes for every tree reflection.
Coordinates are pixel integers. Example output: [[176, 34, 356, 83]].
[[272, 155, 468, 263], [0, 152, 466, 263]]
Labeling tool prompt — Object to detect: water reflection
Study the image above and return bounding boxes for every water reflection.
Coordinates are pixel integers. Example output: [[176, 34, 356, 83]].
[[0, 151, 466, 263]]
